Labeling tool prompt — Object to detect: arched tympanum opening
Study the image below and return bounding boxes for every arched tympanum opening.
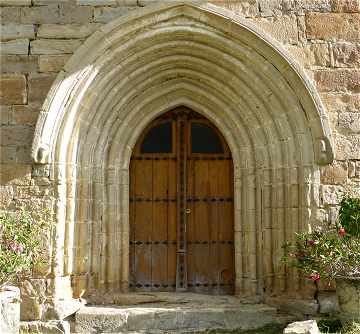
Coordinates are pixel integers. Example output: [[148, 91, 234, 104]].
[[31, 2, 334, 301]]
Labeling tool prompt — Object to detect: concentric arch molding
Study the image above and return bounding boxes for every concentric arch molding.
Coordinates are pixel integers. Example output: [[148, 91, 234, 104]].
[[31, 1, 334, 166]]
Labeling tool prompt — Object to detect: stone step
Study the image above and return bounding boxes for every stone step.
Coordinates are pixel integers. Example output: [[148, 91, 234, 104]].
[[75, 293, 280, 333]]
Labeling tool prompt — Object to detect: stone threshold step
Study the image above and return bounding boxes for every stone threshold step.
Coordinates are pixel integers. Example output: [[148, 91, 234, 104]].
[[75, 303, 279, 333]]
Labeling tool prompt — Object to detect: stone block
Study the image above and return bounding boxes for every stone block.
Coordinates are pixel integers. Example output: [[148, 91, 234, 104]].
[[258, 0, 331, 16], [251, 15, 299, 45], [306, 13, 360, 41], [19, 320, 70, 334], [284, 320, 320, 334], [0, 164, 32, 185], [37, 23, 102, 39], [32, 0, 69, 4], [338, 112, 360, 133], [0, 287, 20, 334], [59, 3, 92, 23], [315, 70, 360, 93], [0, 0, 30, 5], [93, 6, 137, 23], [333, 42, 360, 67], [20, 5, 61, 24], [321, 185, 345, 205], [320, 161, 348, 184], [0, 74, 27, 104], [318, 291, 340, 314], [0, 105, 11, 124], [0, 185, 13, 208], [320, 93, 360, 113], [44, 299, 83, 320], [287, 43, 330, 68], [12, 103, 41, 125], [77, 0, 117, 4], [0, 24, 35, 41], [0, 55, 38, 73], [28, 73, 56, 104], [335, 134, 360, 159], [30, 39, 82, 55], [210, 0, 259, 17], [0, 39, 29, 55], [331, 0, 360, 12], [0, 7, 21, 23], [39, 55, 70, 72], [20, 279, 48, 321], [1, 125, 34, 146]]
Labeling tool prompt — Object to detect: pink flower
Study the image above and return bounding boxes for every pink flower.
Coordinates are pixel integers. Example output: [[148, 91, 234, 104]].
[[8, 240, 18, 252], [338, 228, 346, 237], [307, 239, 316, 246], [16, 243, 24, 254], [309, 273, 320, 282]]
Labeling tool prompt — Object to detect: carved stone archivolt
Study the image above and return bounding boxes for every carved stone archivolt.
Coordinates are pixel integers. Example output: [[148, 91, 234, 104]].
[[31, 2, 334, 299]]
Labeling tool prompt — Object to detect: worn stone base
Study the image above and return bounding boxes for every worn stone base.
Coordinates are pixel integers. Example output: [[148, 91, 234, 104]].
[[0, 286, 20, 334], [75, 292, 280, 333], [20, 320, 70, 334]]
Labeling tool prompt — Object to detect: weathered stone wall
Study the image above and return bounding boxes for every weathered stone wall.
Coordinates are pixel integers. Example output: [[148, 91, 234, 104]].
[[0, 0, 359, 320]]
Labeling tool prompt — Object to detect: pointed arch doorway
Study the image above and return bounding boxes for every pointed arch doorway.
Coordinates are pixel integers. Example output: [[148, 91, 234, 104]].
[[129, 107, 234, 295]]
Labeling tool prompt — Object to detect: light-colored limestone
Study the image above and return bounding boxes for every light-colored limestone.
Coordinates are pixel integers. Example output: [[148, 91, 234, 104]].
[[93, 6, 137, 22], [0, 39, 29, 55], [0, 0, 30, 5], [284, 320, 320, 334], [0, 7, 21, 23], [76, 294, 278, 333], [252, 15, 299, 44], [37, 23, 102, 39], [19, 320, 70, 334], [0, 105, 11, 124], [12, 103, 41, 125], [306, 12, 360, 41], [331, 0, 360, 12], [39, 55, 70, 72], [28, 73, 56, 104], [0, 164, 32, 185], [321, 185, 346, 205], [77, 0, 118, 5], [0, 185, 13, 208], [315, 70, 360, 93], [321, 161, 348, 184], [0, 74, 27, 104], [0, 55, 38, 73], [0, 24, 35, 41], [338, 112, 360, 133], [333, 42, 360, 67], [317, 291, 339, 314], [30, 39, 82, 55], [0, 287, 20, 334]]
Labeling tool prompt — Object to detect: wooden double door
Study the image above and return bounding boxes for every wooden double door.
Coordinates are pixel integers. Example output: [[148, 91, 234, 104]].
[[129, 108, 234, 294]]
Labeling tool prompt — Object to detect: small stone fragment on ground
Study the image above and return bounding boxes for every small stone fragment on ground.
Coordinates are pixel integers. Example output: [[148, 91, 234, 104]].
[[284, 320, 320, 334]]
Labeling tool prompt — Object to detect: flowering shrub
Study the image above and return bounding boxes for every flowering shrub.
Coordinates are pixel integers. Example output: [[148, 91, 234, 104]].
[[0, 206, 52, 288], [283, 196, 360, 283]]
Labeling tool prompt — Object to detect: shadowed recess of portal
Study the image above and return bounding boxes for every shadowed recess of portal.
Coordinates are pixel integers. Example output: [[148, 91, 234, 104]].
[[141, 121, 172, 153], [191, 122, 224, 153]]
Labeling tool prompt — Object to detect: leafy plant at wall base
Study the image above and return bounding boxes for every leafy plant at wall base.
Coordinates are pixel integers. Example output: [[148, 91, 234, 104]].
[[282, 196, 360, 283], [339, 197, 360, 238], [0, 206, 53, 288]]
